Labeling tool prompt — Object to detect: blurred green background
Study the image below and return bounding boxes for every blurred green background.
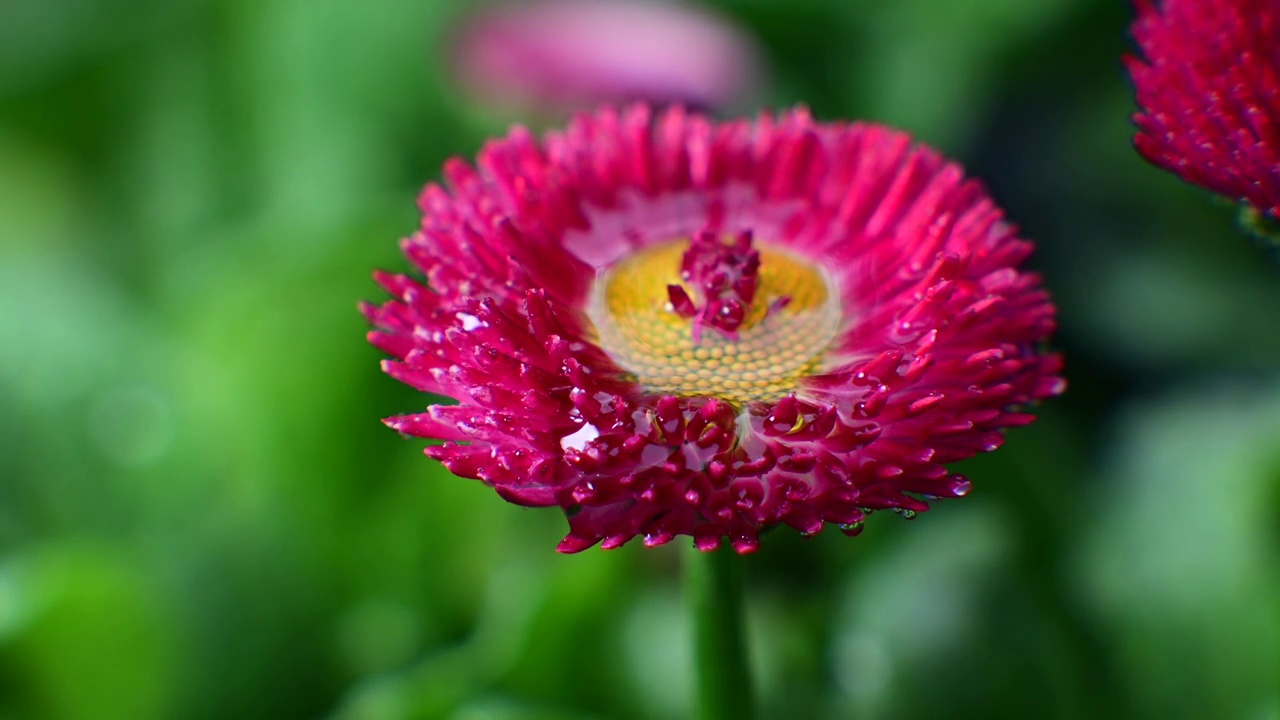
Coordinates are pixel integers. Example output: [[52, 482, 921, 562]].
[[2, 0, 1278, 718]]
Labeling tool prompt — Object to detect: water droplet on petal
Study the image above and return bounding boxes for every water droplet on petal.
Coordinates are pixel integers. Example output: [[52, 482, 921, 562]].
[[559, 422, 600, 451]]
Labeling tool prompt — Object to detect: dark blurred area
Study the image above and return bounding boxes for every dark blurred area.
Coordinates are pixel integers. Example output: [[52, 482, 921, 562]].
[[1, 0, 1277, 718]]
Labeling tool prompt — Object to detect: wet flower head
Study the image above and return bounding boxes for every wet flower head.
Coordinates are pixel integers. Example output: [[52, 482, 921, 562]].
[[364, 105, 1064, 553], [1127, 0, 1280, 219]]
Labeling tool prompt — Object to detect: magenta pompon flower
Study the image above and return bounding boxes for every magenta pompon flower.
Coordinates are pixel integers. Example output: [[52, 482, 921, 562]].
[[1127, 0, 1280, 219], [363, 105, 1064, 554]]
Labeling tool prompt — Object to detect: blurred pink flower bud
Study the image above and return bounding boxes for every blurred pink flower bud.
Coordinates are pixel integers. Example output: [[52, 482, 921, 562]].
[[451, 0, 764, 115]]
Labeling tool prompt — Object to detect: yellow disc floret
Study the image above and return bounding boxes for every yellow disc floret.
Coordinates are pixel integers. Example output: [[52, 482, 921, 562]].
[[588, 237, 842, 405]]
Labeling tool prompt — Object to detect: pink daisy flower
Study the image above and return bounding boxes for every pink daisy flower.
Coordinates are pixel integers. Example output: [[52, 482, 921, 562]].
[[450, 0, 761, 114], [1127, 0, 1280, 219], [364, 105, 1064, 554]]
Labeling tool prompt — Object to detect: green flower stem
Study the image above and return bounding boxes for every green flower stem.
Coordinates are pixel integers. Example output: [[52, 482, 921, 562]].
[[684, 543, 754, 720]]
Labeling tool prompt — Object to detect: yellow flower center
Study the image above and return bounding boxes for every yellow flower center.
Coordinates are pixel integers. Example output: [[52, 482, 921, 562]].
[[588, 237, 842, 405]]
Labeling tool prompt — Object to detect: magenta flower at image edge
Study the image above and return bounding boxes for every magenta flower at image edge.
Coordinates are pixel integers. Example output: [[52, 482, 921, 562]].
[[363, 105, 1065, 554], [1127, 0, 1280, 219]]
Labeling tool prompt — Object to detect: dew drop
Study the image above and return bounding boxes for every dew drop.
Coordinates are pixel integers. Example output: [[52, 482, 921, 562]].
[[455, 312, 482, 330], [838, 522, 864, 536], [559, 423, 600, 451]]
